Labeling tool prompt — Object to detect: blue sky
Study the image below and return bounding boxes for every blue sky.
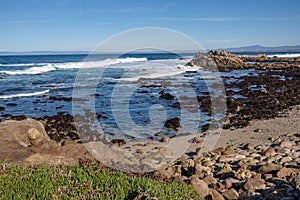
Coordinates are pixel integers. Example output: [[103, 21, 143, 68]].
[[1, 0, 300, 51]]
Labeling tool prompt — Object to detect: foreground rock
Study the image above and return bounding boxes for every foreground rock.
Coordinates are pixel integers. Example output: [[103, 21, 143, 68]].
[[0, 119, 91, 165], [156, 131, 300, 199]]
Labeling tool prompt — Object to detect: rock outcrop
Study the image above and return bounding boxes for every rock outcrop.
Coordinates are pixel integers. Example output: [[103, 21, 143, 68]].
[[186, 50, 300, 71], [0, 118, 91, 165]]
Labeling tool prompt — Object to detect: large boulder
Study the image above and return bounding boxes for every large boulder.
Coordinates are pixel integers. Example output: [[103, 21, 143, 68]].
[[0, 119, 91, 164]]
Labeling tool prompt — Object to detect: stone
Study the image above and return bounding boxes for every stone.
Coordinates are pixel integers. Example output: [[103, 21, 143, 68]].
[[111, 139, 126, 146], [243, 178, 266, 191], [190, 175, 209, 198], [243, 143, 254, 150], [264, 148, 276, 157], [161, 136, 171, 142], [280, 156, 292, 163], [277, 167, 300, 178], [164, 117, 180, 130], [235, 169, 252, 180], [158, 147, 173, 159], [211, 189, 225, 200], [291, 173, 300, 190], [279, 140, 293, 148], [222, 188, 239, 200], [224, 178, 240, 189], [203, 173, 217, 185], [218, 156, 230, 163], [258, 163, 282, 174]]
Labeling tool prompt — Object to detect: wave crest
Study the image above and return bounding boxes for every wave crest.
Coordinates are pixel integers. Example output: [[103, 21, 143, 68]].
[[0, 57, 148, 75], [0, 90, 50, 99]]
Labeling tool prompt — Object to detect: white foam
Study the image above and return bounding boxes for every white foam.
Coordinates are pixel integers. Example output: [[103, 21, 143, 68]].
[[0, 90, 50, 99], [0, 57, 148, 75], [0, 63, 47, 67], [267, 53, 300, 58], [0, 65, 56, 75], [116, 59, 191, 82]]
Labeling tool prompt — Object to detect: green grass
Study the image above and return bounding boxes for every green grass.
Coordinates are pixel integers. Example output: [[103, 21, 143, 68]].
[[0, 160, 200, 199]]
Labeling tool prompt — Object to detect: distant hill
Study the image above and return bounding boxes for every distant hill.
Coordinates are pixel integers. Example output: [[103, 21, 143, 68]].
[[222, 45, 300, 52]]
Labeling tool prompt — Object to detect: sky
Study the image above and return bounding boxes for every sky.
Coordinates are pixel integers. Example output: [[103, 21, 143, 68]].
[[0, 0, 300, 52]]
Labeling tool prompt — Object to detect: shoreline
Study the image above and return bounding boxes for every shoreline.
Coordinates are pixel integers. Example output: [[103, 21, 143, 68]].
[[1, 51, 300, 199]]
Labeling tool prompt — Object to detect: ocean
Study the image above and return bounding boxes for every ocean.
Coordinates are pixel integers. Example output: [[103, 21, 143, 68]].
[[0, 52, 299, 139]]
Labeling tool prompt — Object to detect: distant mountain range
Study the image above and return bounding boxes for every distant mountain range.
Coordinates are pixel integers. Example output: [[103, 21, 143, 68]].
[[222, 45, 300, 52], [1, 45, 300, 55]]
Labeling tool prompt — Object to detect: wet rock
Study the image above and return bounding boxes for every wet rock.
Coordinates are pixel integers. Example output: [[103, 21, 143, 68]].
[[159, 90, 175, 100], [0, 107, 5, 111], [164, 117, 180, 130], [111, 139, 126, 146], [6, 103, 17, 106]]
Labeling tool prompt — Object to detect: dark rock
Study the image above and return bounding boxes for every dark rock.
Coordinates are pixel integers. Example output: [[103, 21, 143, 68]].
[[164, 117, 180, 130], [0, 107, 5, 111], [111, 139, 126, 146], [159, 90, 175, 100], [6, 103, 17, 107]]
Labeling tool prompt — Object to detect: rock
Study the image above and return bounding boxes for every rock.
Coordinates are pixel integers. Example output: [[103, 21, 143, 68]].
[[243, 143, 254, 150], [235, 169, 252, 180], [243, 178, 266, 191], [0, 119, 90, 164], [291, 173, 300, 190], [203, 173, 217, 185], [0, 107, 5, 111], [159, 90, 175, 100], [161, 136, 171, 142], [164, 117, 180, 130], [111, 139, 126, 146], [264, 192, 285, 200], [264, 148, 276, 157], [259, 163, 282, 174], [277, 167, 300, 178], [280, 156, 292, 163], [190, 175, 210, 198], [211, 189, 225, 200], [222, 188, 239, 200], [158, 147, 173, 159], [6, 103, 17, 107], [218, 156, 236, 163], [279, 140, 293, 148]]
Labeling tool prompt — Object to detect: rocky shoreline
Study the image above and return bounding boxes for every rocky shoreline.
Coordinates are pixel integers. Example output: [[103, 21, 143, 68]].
[[156, 107, 300, 199], [1, 51, 300, 199]]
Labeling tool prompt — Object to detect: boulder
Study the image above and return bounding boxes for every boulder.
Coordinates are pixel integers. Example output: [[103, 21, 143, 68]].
[[259, 163, 282, 174], [243, 178, 266, 191], [190, 175, 210, 198]]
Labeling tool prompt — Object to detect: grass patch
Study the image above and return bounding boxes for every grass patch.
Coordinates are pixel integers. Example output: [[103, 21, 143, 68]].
[[0, 160, 200, 199]]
